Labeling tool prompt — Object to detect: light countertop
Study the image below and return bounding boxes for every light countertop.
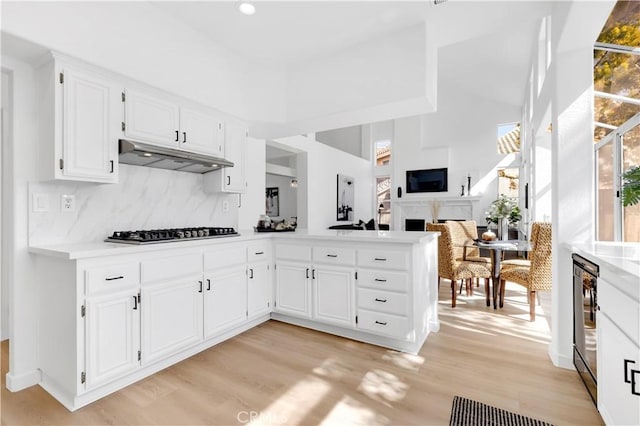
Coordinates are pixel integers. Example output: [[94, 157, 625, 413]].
[[29, 229, 438, 260], [568, 241, 640, 282]]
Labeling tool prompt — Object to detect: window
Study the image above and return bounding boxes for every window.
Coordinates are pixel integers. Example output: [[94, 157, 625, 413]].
[[594, 0, 640, 242], [374, 138, 392, 227], [497, 168, 519, 199], [497, 122, 521, 154], [376, 176, 391, 226], [375, 139, 391, 166]]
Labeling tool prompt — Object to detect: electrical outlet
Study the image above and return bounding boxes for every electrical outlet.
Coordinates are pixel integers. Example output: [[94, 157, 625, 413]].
[[61, 194, 76, 212], [222, 200, 229, 212]]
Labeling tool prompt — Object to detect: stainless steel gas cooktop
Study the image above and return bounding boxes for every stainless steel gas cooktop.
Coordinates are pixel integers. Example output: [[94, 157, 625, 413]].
[[106, 227, 239, 244]]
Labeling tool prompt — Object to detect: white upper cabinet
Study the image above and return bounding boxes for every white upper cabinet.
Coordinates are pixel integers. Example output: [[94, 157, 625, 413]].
[[37, 57, 120, 183], [203, 120, 247, 193], [123, 89, 224, 156], [123, 89, 179, 148]]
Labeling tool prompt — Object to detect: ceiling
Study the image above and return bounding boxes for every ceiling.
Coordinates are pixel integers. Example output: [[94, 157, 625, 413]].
[[151, 1, 555, 109]]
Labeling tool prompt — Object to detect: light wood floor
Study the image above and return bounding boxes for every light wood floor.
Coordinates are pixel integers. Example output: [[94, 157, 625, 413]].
[[1, 281, 602, 425]]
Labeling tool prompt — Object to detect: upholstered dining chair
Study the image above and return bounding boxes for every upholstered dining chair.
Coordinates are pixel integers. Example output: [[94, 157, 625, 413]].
[[499, 222, 552, 321], [426, 222, 492, 307]]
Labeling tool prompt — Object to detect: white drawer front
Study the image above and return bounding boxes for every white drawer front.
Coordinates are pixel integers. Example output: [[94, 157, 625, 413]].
[[247, 241, 271, 263], [275, 244, 311, 262], [204, 246, 246, 270], [357, 270, 408, 292], [313, 246, 356, 266], [86, 262, 140, 295], [600, 279, 639, 343], [357, 288, 408, 316], [141, 254, 202, 284], [358, 249, 409, 270], [357, 309, 412, 340]]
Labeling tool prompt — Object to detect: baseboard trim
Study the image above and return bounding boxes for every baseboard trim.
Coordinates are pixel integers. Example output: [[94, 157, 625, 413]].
[[6, 368, 41, 391], [548, 346, 574, 370]]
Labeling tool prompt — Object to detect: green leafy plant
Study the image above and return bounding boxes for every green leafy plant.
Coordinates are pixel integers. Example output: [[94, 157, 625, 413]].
[[485, 195, 522, 225], [622, 165, 640, 207]]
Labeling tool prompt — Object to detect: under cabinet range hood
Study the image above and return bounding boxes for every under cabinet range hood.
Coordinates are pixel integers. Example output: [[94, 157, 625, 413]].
[[118, 139, 234, 174]]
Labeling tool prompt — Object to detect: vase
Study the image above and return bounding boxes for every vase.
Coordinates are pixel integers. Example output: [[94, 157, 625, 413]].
[[497, 218, 509, 241]]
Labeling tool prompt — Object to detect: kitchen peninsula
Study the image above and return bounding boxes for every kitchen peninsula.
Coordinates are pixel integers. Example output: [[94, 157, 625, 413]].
[[29, 229, 439, 411]]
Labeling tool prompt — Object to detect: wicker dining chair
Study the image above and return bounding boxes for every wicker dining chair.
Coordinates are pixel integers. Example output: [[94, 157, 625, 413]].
[[426, 222, 492, 307], [499, 222, 552, 321], [446, 220, 491, 264]]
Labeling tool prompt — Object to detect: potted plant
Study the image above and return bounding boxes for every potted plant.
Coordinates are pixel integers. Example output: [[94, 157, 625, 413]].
[[622, 165, 640, 207], [485, 195, 522, 240]]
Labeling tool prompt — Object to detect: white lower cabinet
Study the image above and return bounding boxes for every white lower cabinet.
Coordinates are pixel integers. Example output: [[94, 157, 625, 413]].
[[85, 289, 140, 389], [275, 261, 311, 318], [313, 266, 354, 328], [204, 265, 247, 339], [141, 275, 203, 365], [248, 261, 272, 319]]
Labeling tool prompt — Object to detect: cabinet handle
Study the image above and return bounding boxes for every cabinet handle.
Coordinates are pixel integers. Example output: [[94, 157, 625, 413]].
[[255, 251, 264, 255], [105, 276, 124, 281], [198, 281, 203, 293], [183, 132, 187, 143], [374, 298, 387, 303], [175, 130, 179, 142], [326, 254, 338, 258], [374, 278, 387, 282], [312, 269, 316, 280], [306, 268, 309, 279], [632, 369, 640, 396], [249, 268, 254, 279], [374, 257, 387, 261], [206, 279, 211, 291], [625, 359, 637, 383], [375, 321, 387, 326], [132, 295, 138, 310], [110, 160, 114, 173], [227, 176, 231, 186]]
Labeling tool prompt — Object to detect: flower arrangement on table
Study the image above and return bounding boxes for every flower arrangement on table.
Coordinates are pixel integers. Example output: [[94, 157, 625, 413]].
[[485, 195, 522, 240]]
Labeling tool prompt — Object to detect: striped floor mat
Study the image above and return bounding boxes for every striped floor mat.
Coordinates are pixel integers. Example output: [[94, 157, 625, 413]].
[[449, 396, 554, 426]]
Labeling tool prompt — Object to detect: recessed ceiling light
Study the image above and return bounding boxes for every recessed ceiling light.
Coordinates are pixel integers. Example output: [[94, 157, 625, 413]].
[[238, 2, 256, 16], [142, 153, 153, 157]]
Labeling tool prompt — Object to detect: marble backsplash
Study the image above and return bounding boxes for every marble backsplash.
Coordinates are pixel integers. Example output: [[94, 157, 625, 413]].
[[29, 164, 238, 246]]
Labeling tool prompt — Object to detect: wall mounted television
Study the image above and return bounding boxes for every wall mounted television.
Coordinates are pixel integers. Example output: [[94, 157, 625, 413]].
[[406, 168, 448, 193]]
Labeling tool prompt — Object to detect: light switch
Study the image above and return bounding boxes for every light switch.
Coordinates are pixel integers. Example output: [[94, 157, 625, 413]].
[[32, 193, 49, 212], [222, 200, 229, 212], [61, 194, 76, 212]]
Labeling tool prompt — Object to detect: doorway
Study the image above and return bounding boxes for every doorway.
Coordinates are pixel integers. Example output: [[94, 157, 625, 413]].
[[265, 141, 307, 229]]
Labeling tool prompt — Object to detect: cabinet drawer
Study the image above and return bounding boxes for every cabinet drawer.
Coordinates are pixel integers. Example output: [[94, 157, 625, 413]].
[[85, 262, 140, 295], [248, 241, 271, 262], [357, 288, 408, 316], [276, 244, 312, 262], [357, 270, 408, 292], [358, 249, 409, 270], [600, 279, 640, 343], [141, 254, 202, 284], [313, 246, 355, 266], [204, 245, 246, 270], [357, 309, 411, 340]]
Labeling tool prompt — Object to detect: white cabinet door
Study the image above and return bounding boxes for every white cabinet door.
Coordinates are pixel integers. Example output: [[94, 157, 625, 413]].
[[180, 107, 223, 156], [203, 266, 247, 338], [141, 276, 203, 365], [598, 313, 640, 426], [62, 68, 119, 182], [222, 121, 246, 192], [275, 261, 311, 318], [248, 261, 272, 319], [313, 266, 354, 328], [85, 289, 139, 389], [123, 89, 179, 148]]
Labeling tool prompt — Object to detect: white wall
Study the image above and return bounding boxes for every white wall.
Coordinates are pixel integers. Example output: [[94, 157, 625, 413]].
[[273, 135, 373, 231], [265, 174, 297, 221], [238, 137, 266, 230], [315, 125, 363, 159]]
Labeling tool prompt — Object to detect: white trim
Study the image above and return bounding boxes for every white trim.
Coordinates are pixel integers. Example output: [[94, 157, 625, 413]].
[[594, 90, 640, 106], [594, 42, 640, 56], [5, 368, 41, 391]]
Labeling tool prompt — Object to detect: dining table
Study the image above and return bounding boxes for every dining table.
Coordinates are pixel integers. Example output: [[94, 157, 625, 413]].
[[463, 239, 533, 309]]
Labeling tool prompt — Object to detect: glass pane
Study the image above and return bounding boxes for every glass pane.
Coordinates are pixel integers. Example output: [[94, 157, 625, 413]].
[[598, 142, 615, 241], [376, 176, 391, 225], [594, 51, 640, 99], [622, 123, 640, 242], [594, 125, 615, 143], [594, 97, 640, 132], [596, 1, 640, 47], [497, 168, 519, 199], [497, 122, 521, 154], [375, 140, 390, 166]]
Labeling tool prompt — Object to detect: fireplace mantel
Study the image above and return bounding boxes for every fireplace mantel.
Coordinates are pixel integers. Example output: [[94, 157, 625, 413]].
[[392, 196, 482, 230]]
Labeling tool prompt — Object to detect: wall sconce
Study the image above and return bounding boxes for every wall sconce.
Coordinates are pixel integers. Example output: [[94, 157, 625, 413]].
[[290, 179, 298, 188]]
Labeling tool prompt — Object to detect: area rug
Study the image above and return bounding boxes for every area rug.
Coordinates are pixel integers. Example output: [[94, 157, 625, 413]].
[[449, 396, 554, 426]]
